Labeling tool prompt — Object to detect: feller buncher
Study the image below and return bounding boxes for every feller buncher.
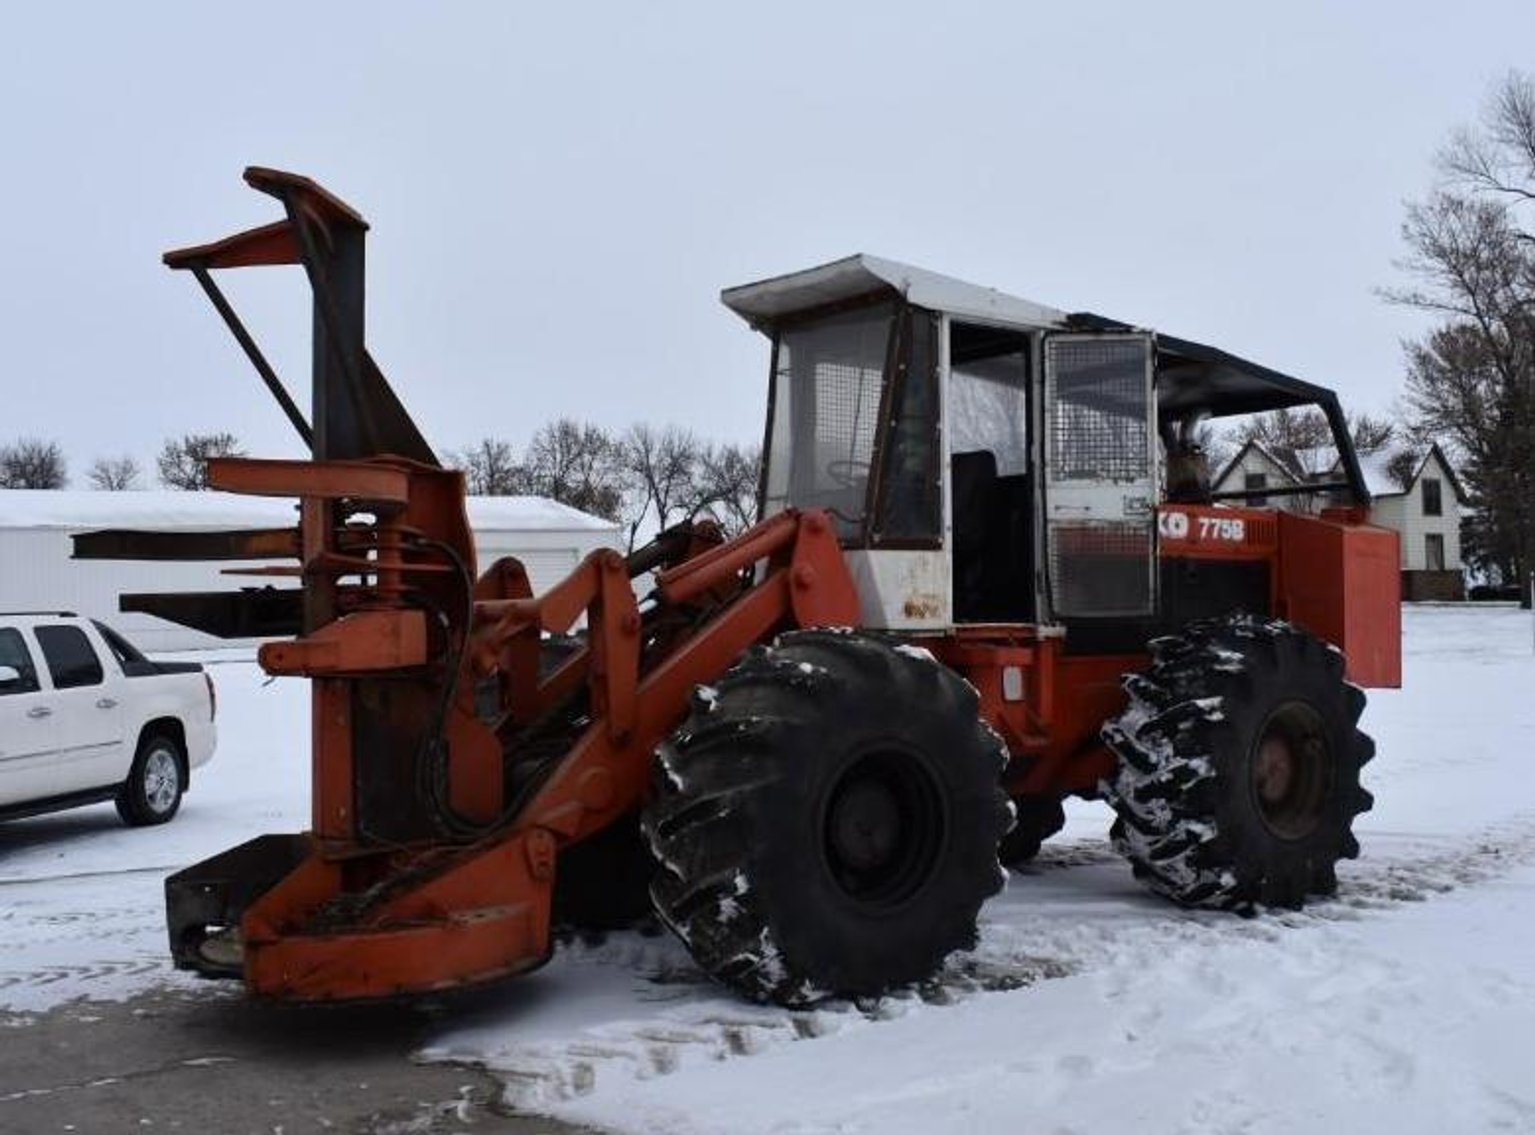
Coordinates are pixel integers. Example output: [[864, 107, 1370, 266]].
[[77, 170, 1401, 1005]]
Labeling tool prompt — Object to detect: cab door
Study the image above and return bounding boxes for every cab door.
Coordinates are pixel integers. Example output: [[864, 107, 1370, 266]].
[[32, 623, 126, 794], [0, 626, 60, 808], [1040, 333, 1157, 619]]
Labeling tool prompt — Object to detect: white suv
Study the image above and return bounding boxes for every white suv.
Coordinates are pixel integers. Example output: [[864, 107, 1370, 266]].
[[0, 613, 217, 825]]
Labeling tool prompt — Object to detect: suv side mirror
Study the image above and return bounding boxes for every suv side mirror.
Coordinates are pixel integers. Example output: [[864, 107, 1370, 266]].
[[0, 665, 21, 685]]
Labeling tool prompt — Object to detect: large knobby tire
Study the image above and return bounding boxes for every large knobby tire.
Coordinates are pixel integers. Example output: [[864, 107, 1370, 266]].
[[1100, 616, 1374, 910], [117, 732, 186, 827], [643, 630, 1011, 1006]]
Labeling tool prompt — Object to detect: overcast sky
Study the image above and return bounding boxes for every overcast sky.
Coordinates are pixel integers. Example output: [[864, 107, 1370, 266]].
[[4, 2, 1533, 483]]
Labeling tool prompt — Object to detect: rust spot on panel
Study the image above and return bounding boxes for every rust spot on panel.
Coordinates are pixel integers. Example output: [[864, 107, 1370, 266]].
[[903, 594, 942, 619]]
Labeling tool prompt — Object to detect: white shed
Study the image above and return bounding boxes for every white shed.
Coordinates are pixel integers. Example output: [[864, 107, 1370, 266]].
[[0, 491, 622, 652]]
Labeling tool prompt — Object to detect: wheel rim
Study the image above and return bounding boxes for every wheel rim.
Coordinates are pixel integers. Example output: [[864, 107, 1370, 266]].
[[143, 747, 180, 814], [822, 749, 945, 907], [1251, 702, 1330, 840]]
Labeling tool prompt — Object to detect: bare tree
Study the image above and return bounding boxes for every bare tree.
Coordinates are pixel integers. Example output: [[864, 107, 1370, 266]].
[[1439, 71, 1535, 208], [0, 438, 68, 488], [1191, 420, 1234, 483], [158, 432, 246, 490], [87, 455, 142, 491], [448, 437, 526, 495], [1384, 449, 1420, 491], [620, 424, 701, 549], [521, 419, 628, 522], [1385, 71, 1535, 593], [1398, 320, 1534, 584], [693, 442, 761, 537], [1228, 407, 1394, 479], [1350, 413, 1396, 457]]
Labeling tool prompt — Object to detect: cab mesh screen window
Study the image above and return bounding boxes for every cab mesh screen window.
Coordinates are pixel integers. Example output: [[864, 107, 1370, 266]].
[[764, 303, 894, 539], [1047, 339, 1149, 482], [1049, 521, 1154, 616]]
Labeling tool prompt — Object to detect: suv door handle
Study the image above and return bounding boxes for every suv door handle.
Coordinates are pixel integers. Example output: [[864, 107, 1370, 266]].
[[96, 698, 118, 709], [27, 706, 52, 719]]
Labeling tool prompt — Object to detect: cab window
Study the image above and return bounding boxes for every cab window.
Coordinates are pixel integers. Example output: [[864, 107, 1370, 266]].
[[763, 301, 896, 541]]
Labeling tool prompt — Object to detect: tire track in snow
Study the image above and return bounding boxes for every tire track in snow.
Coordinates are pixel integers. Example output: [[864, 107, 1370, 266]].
[[0, 868, 185, 1011], [435, 813, 1535, 1112], [0, 864, 181, 888], [0, 959, 165, 994], [1330, 813, 1535, 908], [432, 949, 1073, 1113]]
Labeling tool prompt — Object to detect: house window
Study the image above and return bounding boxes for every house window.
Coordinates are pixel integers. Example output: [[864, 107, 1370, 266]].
[[1422, 477, 1443, 517], [1244, 471, 1268, 507], [1425, 533, 1446, 572]]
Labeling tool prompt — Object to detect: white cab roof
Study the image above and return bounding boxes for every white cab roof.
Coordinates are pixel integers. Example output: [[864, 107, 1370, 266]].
[[722, 254, 1071, 330]]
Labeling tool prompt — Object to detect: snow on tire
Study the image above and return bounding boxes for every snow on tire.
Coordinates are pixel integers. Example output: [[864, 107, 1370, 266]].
[[1101, 615, 1374, 911], [642, 629, 1011, 1006]]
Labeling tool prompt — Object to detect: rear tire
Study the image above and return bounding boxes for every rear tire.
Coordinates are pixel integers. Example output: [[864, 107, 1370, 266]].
[[1101, 616, 1373, 910], [117, 732, 186, 827], [643, 630, 1010, 1006]]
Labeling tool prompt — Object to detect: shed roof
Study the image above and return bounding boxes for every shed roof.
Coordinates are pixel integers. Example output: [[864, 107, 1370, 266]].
[[0, 490, 617, 534]]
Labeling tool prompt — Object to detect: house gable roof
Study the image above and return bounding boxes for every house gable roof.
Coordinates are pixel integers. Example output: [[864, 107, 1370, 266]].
[[1213, 438, 1304, 490], [1330, 443, 1467, 504], [1409, 443, 1468, 505]]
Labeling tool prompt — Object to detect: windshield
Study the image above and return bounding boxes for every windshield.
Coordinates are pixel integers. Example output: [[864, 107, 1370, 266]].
[[762, 302, 895, 539]]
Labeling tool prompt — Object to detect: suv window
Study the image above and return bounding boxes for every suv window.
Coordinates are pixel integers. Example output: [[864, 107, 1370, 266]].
[[35, 625, 104, 689], [0, 628, 41, 694]]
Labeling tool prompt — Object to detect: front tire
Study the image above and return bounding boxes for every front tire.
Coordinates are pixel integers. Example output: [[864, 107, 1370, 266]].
[[1101, 616, 1373, 910], [117, 733, 186, 827], [643, 630, 1010, 1006]]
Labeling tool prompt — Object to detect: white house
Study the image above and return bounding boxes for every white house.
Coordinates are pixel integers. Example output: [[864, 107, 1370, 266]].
[[1211, 440, 1309, 511], [1215, 439, 1467, 600], [0, 491, 622, 652], [1342, 445, 1466, 601]]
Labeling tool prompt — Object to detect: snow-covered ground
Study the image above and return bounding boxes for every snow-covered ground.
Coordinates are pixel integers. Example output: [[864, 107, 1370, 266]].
[[3, 607, 1533, 1133], [0, 656, 308, 1011]]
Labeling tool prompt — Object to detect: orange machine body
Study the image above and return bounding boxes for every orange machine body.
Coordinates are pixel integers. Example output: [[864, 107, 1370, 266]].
[[81, 169, 1399, 1002]]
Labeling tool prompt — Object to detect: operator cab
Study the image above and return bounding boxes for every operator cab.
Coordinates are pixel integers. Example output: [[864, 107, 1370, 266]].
[[722, 255, 1370, 635]]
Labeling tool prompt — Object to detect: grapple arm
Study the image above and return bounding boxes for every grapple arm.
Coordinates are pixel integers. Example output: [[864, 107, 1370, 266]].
[[117, 169, 860, 1001]]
